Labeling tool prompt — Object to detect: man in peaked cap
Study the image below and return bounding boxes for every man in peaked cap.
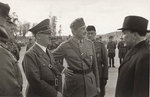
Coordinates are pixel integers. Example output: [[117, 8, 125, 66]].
[[22, 19, 62, 97], [52, 18, 100, 97], [86, 25, 108, 97], [115, 15, 149, 97], [0, 2, 23, 97]]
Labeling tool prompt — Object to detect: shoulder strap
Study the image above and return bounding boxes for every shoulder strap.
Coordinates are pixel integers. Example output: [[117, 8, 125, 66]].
[[68, 40, 91, 68]]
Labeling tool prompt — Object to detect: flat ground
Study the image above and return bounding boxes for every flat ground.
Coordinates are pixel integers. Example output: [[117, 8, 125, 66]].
[[18, 46, 120, 97]]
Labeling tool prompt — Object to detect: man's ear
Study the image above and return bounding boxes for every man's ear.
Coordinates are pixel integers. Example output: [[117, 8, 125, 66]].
[[71, 29, 76, 36], [35, 33, 40, 40]]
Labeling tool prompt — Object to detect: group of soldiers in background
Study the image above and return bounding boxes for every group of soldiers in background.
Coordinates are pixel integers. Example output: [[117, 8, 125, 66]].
[[0, 2, 149, 97]]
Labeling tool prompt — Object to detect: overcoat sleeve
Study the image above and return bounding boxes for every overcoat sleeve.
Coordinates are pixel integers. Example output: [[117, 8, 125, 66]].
[[132, 53, 149, 97], [52, 43, 65, 59]]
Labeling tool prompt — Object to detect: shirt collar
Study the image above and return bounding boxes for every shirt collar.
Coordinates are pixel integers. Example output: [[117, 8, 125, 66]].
[[35, 42, 46, 53]]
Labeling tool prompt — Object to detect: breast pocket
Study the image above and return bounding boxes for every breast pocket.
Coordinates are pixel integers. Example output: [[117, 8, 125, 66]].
[[86, 47, 93, 56], [38, 58, 56, 81], [40, 65, 55, 81]]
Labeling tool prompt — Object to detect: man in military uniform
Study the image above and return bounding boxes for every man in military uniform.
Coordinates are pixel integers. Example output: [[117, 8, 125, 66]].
[[107, 36, 116, 67], [0, 2, 23, 96], [115, 15, 149, 97], [52, 18, 100, 97], [86, 25, 108, 97], [26, 38, 34, 51], [117, 37, 128, 64], [22, 19, 62, 97]]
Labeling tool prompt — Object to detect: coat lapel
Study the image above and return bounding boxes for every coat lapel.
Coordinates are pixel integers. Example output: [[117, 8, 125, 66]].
[[70, 38, 81, 54], [119, 47, 137, 71], [33, 44, 50, 62]]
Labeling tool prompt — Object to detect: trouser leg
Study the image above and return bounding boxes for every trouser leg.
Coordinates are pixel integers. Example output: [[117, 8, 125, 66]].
[[99, 79, 106, 97], [112, 58, 115, 67], [109, 57, 111, 67]]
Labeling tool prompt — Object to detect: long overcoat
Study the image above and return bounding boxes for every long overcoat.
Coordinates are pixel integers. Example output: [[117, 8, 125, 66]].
[[22, 44, 61, 97], [0, 46, 23, 96], [115, 40, 149, 97]]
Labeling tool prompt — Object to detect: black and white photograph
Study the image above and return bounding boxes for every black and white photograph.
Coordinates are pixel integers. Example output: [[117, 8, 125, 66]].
[[0, 0, 149, 97]]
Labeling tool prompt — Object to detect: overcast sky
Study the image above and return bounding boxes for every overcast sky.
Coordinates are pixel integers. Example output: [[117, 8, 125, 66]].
[[1, 0, 150, 35]]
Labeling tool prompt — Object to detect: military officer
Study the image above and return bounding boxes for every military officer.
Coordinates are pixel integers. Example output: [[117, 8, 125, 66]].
[[86, 25, 108, 97], [0, 2, 23, 96], [107, 36, 116, 67], [22, 19, 62, 97], [117, 37, 128, 64], [115, 15, 149, 97], [52, 18, 100, 97]]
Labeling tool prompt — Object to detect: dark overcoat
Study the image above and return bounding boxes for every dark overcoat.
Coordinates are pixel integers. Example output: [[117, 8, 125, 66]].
[[0, 46, 23, 96], [115, 40, 149, 97], [22, 44, 61, 97]]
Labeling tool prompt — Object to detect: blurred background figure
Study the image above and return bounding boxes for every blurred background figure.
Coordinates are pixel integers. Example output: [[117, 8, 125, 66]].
[[26, 38, 34, 51], [107, 36, 116, 67], [117, 37, 129, 65]]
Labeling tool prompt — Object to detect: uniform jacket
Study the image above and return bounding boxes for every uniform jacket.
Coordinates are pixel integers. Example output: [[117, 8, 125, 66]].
[[0, 46, 23, 96], [22, 44, 61, 97], [107, 41, 116, 53], [117, 41, 128, 58], [52, 37, 99, 97], [93, 40, 108, 79], [115, 40, 149, 97]]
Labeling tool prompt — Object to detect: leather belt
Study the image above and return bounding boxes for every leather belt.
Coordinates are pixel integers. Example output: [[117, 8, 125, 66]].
[[68, 67, 92, 75]]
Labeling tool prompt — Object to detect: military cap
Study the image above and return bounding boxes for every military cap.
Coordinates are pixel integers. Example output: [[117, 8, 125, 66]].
[[118, 15, 150, 34], [70, 17, 86, 30], [0, 2, 10, 18], [86, 25, 96, 31], [29, 19, 52, 36], [0, 2, 10, 39]]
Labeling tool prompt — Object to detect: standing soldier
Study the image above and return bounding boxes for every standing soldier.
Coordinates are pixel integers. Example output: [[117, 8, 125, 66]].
[[115, 15, 149, 97], [52, 18, 100, 97], [0, 2, 23, 96], [26, 38, 34, 51], [107, 36, 116, 67], [22, 19, 62, 97], [117, 37, 128, 64], [86, 25, 108, 97]]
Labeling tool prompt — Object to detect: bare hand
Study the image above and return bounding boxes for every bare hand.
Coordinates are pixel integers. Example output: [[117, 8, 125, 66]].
[[62, 68, 73, 77], [56, 91, 62, 97]]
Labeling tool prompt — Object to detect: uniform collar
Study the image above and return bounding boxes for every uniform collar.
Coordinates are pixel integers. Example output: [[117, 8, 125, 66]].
[[35, 42, 46, 53], [72, 36, 84, 44]]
